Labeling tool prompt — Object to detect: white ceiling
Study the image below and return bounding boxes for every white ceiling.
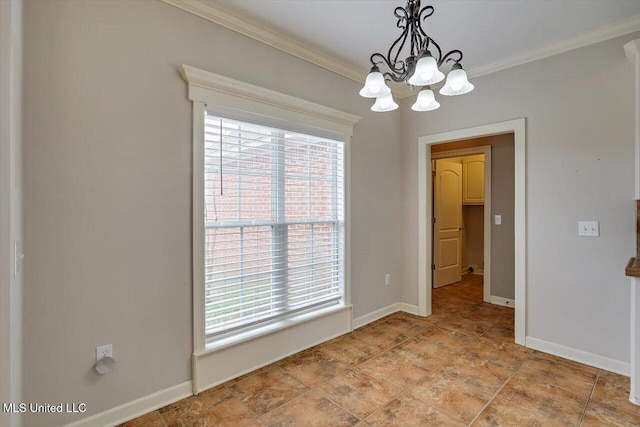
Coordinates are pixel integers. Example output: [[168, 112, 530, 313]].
[[215, 0, 640, 74]]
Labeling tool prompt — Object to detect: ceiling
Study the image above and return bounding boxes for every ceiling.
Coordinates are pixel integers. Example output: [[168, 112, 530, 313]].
[[214, 0, 640, 75]]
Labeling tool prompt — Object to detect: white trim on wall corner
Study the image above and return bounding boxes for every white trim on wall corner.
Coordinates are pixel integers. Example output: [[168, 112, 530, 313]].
[[526, 336, 630, 377], [490, 296, 515, 308], [65, 381, 192, 427]]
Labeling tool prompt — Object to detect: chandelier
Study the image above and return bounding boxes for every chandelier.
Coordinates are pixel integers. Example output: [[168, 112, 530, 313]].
[[359, 0, 474, 112]]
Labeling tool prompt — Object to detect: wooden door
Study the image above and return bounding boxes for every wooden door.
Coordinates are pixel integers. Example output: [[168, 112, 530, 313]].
[[434, 160, 463, 288]]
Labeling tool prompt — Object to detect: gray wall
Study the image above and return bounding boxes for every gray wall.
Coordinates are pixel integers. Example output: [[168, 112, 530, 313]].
[[21, 1, 402, 425], [400, 33, 636, 363], [433, 134, 516, 299]]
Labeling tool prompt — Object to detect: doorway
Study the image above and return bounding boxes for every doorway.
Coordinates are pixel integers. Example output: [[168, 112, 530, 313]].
[[432, 147, 491, 305], [417, 119, 526, 345]]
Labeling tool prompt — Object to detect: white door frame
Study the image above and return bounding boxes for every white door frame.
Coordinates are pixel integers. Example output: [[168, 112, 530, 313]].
[[1, 1, 22, 425], [432, 146, 492, 302], [418, 118, 526, 345]]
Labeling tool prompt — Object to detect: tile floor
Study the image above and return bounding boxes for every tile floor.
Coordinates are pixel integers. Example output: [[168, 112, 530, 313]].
[[120, 275, 640, 426]]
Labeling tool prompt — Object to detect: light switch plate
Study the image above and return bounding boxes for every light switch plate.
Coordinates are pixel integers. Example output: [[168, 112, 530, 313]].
[[578, 221, 599, 237], [494, 215, 502, 225]]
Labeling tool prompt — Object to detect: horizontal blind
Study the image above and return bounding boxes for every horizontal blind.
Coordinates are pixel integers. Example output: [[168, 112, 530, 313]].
[[204, 113, 345, 337]]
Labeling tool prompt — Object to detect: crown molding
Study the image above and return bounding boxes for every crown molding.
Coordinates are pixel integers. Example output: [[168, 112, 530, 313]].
[[467, 14, 640, 79], [179, 64, 361, 128], [161, 0, 365, 84], [162, 0, 640, 99]]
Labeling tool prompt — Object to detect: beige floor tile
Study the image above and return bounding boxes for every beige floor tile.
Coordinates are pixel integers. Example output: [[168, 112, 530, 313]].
[[590, 371, 640, 416], [472, 398, 567, 427], [259, 390, 359, 427], [516, 358, 597, 397], [416, 326, 473, 354], [374, 313, 435, 336], [228, 366, 308, 415], [461, 339, 529, 371], [498, 372, 587, 425], [478, 326, 517, 345], [162, 392, 259, 427], [582, 401, 640, 426], [117, 410, 164, 427], [364, 394, 463, 426], [388, 339, 449, 371], [279, 348, 349, 386], [319, 369, 402, 419], [352, 322, 410, 350], [437, 316, 493, 337], [319, 333, 384, 366], [437, 353, 515, 394], [528, 350, 599, 374], [356, 349, 431, 389], [404, 374, 492, 424]]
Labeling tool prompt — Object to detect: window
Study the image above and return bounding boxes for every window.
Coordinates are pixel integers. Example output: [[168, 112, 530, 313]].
[[181, 64, 358, 390], [203, 114, 345, 337]]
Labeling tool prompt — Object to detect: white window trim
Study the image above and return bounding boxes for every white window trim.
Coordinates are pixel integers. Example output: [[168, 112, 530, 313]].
[[180, 65, 359, 392]]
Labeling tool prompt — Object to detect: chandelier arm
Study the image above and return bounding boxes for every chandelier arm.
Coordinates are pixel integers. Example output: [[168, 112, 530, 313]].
[[371, 52, 406, 76], [439, 49, 464, 67], [388, 7, 410, 67], [428, 37, 444, 63], [417, 5, 434, 39], [390, 26, 410, 67], [394, 5, 409, 27], [383, 70, 409, 83], [412, 28, 422, 58]]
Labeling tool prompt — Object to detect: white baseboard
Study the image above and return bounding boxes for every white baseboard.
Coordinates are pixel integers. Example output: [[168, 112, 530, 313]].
[[526, 336, 630, 376], [398, 302, 420, 316], [490, 296, 515, 308], [352, 303, 400, 329], [352, 302, 421, 329], [65, 381, 192, 427]]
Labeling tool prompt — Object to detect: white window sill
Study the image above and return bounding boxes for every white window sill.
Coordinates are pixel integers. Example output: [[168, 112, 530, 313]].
[[196, 304, 352, 356]]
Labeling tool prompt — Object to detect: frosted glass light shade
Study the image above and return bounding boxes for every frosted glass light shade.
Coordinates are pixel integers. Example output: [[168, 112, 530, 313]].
[[411, 88, 440, 112], [440, 64, 474, 96], [371, 93, 398, 112], [408, 54, 444, 86], [359, 66, 391, 98]]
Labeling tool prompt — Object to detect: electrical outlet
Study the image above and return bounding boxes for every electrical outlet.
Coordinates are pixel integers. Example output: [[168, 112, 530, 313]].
[[385, 274, 391, 286], [578, 221, 599, 237], [96, 344, 113, 362]]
